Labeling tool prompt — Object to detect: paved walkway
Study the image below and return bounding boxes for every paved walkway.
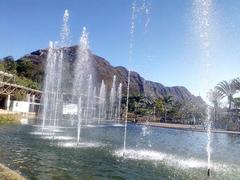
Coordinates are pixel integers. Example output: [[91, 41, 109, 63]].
[[138, 122, 240, 135]]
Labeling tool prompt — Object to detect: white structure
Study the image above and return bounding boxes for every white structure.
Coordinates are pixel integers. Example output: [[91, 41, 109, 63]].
[[12, 101, 30, 113], [63, 103, 77, 115], [6, 95, 10, 111], [0, 70, 42, 112]]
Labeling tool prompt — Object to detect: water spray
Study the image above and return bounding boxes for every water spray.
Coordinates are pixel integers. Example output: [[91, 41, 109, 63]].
[[193, 0, 213, 176]]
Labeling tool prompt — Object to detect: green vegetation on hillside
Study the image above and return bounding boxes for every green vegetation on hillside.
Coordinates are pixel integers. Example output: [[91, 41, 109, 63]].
[[122, 94, 206, 125], [0, 56, 41, 89], [15, 76, 39, 89]]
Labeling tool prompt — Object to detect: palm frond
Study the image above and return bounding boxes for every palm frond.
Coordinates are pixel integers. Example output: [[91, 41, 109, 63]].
[[232, 78, 240, 90], [208, 89, 222, 103], [215, 80, 236, 98]]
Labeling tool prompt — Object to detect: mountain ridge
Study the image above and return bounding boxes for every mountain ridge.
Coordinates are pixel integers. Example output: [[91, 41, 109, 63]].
[[1, 45, 204, 104]]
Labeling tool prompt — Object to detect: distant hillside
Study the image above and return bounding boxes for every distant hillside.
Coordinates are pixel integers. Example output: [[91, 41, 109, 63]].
[[0, 45, 204, 104]]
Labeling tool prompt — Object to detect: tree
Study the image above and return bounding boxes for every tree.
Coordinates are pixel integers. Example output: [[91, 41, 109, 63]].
[[138, 96, 154, 116], [208, 89, 221, 122], [232, 78, 240, 91], [122, 95, 145, 114], [215, 80, 237, 112], [0, 63, 5, 71], [233, 97, 240, 109], [154, 98, 164, 119], [162, 95, 173, 122], [128, 96, 141, 113], [170, 100, 183, 122], [2, 56, 17, 74], [175, 100, 200, 124], [15, 76, 39, 89], [16, 59, 43, 85]]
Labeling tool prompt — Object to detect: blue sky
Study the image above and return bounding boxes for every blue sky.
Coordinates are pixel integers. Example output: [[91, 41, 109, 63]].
[[0, 0, 240, 97]]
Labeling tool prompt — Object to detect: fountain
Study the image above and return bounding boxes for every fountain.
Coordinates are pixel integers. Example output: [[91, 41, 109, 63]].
[[91, 87, 97, 120], [123, 0, 152, 154], [85, 75, 93, 124], [98, 80, 106, 124], [41, 10, 70, 133], [77, 97, 82, 143], [109, 75, 116, 121], [193, 0, 213, 176], [44, 45, 63, 138], [123, 0, 137, 154], [40, 9, 128, 148], [72, 26, 94, 128], [1, 1, 239, 179], [41, 11, 99, 144], [117, 83, 122, 123]]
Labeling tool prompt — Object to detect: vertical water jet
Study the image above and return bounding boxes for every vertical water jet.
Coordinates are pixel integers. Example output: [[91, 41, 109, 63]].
[[91, 87, 97, 120], [193, 0, 213, 176], [85, 74, 92, 124], [110, 75, 116, 121], [123, 0, 137, 154], [42, 10, 70, 133], [98, 80, 106, 124], [72, 27, 92, 125], [77, 97, 82, 143], [117, 83, 122, 123]]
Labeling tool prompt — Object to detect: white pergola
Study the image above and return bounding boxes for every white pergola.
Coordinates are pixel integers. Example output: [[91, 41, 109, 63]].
[[0, 71, 42, 111]]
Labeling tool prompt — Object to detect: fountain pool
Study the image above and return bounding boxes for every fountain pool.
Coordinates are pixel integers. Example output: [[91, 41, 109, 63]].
[[0, 122, 239, 179]]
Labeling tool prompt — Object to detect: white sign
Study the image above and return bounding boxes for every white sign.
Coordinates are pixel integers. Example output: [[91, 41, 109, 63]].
[[63, 103, 77, 115], [12, 101, 30, 113]]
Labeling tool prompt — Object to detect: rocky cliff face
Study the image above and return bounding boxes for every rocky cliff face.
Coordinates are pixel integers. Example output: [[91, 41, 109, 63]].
[[15, 45, 203, 103]]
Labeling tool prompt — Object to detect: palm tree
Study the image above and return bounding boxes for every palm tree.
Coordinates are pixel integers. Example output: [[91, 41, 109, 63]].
[[233, 97, 240, 109], [215, 80, 237, 112], [162, 95, 173, 123], [154, 98, 164, 118], [232, 78, 240, 91], [208, 89, 221, 122]]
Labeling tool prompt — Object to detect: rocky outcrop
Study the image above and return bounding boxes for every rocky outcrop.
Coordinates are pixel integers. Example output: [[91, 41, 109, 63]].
[[9, 45, 203, 103]]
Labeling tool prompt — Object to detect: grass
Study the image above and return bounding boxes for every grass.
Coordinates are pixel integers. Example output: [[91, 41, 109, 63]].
[[0, 114, 22, 124]]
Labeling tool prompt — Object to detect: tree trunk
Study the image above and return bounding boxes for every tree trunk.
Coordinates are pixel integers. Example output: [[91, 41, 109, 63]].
[[214, 104, 217, 121], [164, 107, 167, 123], [228, 97, 233, 124], [229, 100, 232, 112]]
